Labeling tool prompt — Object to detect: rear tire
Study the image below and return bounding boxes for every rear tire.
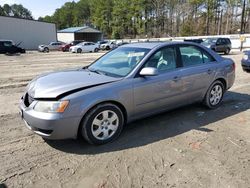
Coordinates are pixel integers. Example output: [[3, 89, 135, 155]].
[[106, 46, 110, 50], [203, 80, 225, 109], [80, 103, 124, 145], [94, 48, 99, 52]]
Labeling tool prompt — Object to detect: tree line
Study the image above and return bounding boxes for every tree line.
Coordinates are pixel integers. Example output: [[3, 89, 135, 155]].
[[0, 4, 33, 19], [1, 1, 249, 39]]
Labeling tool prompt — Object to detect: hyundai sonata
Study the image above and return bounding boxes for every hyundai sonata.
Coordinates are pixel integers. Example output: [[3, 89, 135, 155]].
[[20, 42, 235, 145]]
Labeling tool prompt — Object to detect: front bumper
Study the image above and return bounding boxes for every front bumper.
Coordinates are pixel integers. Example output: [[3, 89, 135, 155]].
[[19, 98, 80, 140], [38, 47, 45, 52]]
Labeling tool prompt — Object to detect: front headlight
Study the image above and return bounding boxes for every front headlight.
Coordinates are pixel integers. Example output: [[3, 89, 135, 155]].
[[34, 101, 69, 113], [243, 54, 248, 60]]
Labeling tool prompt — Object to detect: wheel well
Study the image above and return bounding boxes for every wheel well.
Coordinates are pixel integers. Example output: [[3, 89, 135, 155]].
[[77, 101, 128, 138], [216, 78, 227, 90]]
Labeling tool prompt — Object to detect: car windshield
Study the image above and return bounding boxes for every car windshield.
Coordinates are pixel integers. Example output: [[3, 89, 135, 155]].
[[203, 38, 217, 43], [88, 47, 150, 77]]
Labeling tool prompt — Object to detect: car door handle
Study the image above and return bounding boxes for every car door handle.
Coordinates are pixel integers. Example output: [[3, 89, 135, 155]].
[[207, 69, 213, 74], [173, 76, 181, 82]]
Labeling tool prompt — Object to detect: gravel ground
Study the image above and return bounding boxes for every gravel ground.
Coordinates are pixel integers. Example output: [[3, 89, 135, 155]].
[[0, 51, 249, 188]]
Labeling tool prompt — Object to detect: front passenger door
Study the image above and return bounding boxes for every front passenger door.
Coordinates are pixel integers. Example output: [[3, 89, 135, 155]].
[[133, 46, 184, 117]]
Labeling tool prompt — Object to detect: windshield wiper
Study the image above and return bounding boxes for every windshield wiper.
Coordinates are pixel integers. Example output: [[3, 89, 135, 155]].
[[88, 68, 106, 75]]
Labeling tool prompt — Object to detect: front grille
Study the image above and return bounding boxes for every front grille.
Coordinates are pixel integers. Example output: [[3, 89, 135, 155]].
[[24, 93, 34, 107]]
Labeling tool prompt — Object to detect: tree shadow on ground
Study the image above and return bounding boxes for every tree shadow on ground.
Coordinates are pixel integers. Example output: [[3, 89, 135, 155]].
[[45, 91, 250, 154]]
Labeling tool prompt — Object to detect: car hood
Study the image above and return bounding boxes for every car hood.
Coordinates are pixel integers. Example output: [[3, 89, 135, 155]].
[[27, 69, 122, 99]]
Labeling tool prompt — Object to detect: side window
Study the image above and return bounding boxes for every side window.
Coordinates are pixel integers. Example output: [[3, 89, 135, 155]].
[[180, 46, 215, 66], [221, 39, 226, 44], [217, 39, 222, 45], [144, 47, 177, 73], [3, 41, 12, 47]]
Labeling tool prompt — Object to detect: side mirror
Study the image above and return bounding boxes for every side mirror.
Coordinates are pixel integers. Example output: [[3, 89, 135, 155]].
[[139, 67, 158, 76]]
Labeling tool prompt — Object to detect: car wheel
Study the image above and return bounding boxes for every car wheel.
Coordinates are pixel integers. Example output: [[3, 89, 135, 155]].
[[94, 48, 99, 52], [106, 46, 110, 50], [224, 48, 230, 55], [44, 47, 49, 53], [77, 48, 82, 53], [203, 80, 225, 109], [80, 103, 124, 145]]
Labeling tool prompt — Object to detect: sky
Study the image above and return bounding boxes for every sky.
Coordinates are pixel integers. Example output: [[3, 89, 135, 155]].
[[0, 0, 78, 19]]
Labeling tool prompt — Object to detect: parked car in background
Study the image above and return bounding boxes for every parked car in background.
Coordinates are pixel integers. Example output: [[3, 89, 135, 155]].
[[116, 41, 129, 47], [100, 41, 117, 50], [184, 39, 203, 44], [0, 40, 26, 54], [69, 42, 99, 53], [201, 38, 231, 55], [60, 40, 84, 52], [38, 42, 65, 52], [242, 51, 250, 72], [97, 40, 108, 48], [19, 42, 235, 145]]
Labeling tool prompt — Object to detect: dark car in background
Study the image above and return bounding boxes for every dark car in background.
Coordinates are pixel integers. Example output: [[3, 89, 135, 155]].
[[201, 38, 232, 55], [60, 40, 84, 52], [184, 39, 203, 44], [242, 51, 250, 72], [0, 40, 26, 54]]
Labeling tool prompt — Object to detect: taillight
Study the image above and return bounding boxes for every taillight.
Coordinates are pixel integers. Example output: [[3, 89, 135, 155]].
[[232, 62, 236, 70]]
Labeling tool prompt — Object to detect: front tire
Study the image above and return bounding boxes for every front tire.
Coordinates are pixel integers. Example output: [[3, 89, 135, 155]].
[[203, 80, 225, 109], [94, 48, 99, 52], [44, 47, 49, 53], [77, 48, 82, 53], [224, 48, 230, 55], [80, 103, 124, 145]]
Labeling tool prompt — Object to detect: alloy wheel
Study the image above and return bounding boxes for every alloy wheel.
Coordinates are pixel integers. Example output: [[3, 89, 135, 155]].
[[91, 110, 119, 140]]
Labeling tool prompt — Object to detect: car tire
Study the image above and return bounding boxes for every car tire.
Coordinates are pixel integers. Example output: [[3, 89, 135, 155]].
[[106, 46, 110, 50], [80, 103, 124, 145], [203, 80, 225, 109], [94, 48, 99, 52], [224, 48, 230, 55], [44, 47, 49, 53], [77, 48, 82, 53]]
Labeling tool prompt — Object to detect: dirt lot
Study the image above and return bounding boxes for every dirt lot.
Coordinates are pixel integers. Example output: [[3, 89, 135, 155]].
[[0, 51, 250, 188]]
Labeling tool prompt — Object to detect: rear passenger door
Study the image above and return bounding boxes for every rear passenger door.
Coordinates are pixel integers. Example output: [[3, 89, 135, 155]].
[[178, 45, 217, 101]]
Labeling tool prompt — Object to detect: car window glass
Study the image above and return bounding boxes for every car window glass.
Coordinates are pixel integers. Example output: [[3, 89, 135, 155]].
[[180, 46, 203, 66], [3, 41, 12, 47], [144, 47, 177, 73], [217, 39, 222, 45], [89, 47, 150, 77], [180, 46, 215, 66], [222, 39, 227, 44], [203, 53, 214, 63]]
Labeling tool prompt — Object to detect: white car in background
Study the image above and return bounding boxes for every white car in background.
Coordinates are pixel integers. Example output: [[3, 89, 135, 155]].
[[100, 41, 117, 50], [38, 42, 65, 52], [69, 42, 99, 53]]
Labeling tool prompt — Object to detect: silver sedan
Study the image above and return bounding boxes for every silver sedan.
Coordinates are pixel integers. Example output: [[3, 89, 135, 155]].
[[19, 42, 235, 145]]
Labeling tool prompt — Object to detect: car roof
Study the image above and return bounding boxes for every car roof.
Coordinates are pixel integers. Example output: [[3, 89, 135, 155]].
[[0, 39, 13, 42], [122, 42, 167, 49], [121, 41, 208, 49]]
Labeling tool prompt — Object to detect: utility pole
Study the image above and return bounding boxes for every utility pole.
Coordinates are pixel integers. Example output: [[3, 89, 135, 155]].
[[241, 0, 246, 34], [240, 0, 246, 51]]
